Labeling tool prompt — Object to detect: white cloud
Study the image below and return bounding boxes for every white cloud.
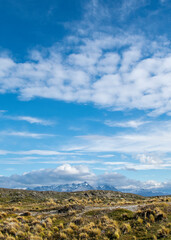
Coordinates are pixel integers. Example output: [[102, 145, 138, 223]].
[[0, 110, 7, 113], [96, 171, 141, 188], [104, 161, 131, 165], [137, 153, 163, 164], [98, 154, 115, 158], [0, 33, 171, 115], [64, 121, 171, 155], [0, 110, 53, 125], [0, 164, 169, 190], [142, 180, 163, 189], [9, 116, 53, 125], [16, 150, 74, 156], [1, 131, 54, 138], [0, 149, 84, 156], [0, 150, 9, 155], [119, 0, 149, 20], [103, 161, 171, 171], [0, 164, 95, 188], [105, 119, 149, 128]]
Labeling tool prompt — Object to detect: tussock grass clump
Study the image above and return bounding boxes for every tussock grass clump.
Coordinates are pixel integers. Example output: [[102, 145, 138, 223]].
[[88, 227, 101, 238], [5, 236, 15, 240], [146, 222, 151, 229], [63, 227, 74, 235], [69, 222, 78, 231], [58, 222, 64, 230], [46, 198, 57, 206], [59, 232, 67, 239], [16, 230, 25, 238], [45, 217, 52, 226], [150, 213, 155, 223], [121, 223, 131, 234], [0, 212, 7, 219], [154, 207, 167, 221], [0, 231, 4, 238], [79, 232, 89, 239], [114, 230, 120, 239], [53, 226, 59, 232], [30, 235, 43, 240], [72, 217, 83, 225], [157, 225, 170, 238], [33, 224, 44, 233], [137, 217, 143, 224]]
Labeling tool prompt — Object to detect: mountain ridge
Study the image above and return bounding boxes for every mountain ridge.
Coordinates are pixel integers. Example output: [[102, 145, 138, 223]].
[[27, 181, 171, 197], [27, 181, 118, 192]]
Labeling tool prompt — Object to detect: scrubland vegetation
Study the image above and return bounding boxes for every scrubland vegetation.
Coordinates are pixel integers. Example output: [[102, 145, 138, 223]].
[[0, 188, 170, 239]]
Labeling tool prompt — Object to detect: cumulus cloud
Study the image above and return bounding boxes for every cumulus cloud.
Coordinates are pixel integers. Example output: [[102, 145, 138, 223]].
[[0, 33, 171, 115], [0, 164, 95, 188], [137, 153, 163, 164]]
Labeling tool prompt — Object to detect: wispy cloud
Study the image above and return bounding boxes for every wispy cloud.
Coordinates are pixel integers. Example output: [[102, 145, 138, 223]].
[[103, 162, 171, 171], [0, 150, 9, 155], [64, 121, 171, 154], [105, 119, 149, 128], [1, 131, 54, 138], [0, 150, 83, 156], [0, 110, 7, 113], [16, 150, 75, 155], [9, 116, 54, 125], [0, 112, 54, 125], [98, 154, 115, 158], [119, 0, 149, 20]]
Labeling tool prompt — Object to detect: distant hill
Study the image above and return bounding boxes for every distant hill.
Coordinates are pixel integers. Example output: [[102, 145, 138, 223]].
[[0, 187, 145, 204], [120, 188, 171, 197]]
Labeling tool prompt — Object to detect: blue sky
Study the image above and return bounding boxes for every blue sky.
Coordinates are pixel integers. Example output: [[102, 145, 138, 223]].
[[0, 0, 171, 190]]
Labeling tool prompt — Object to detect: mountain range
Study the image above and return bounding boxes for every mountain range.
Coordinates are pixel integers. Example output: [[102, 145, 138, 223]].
[[27, 181, 171, 196], [28, 182, 118, 192]]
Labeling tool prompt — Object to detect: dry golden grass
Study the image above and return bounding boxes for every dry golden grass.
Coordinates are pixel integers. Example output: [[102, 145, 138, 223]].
[[0, 188, 170, 239]]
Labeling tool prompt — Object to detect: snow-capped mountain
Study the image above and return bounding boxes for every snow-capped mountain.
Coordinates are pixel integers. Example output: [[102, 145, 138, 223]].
[[95, 184, 118, 191], [28, 182, 118, 192], [27, 182, 170, 196]]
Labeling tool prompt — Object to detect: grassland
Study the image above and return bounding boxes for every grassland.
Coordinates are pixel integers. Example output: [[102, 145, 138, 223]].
[[0, 188, 170, 239]]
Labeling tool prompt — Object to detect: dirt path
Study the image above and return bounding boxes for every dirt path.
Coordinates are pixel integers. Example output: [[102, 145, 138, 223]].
[[20, 204, 143, 217], [76, 204, 143, 217]]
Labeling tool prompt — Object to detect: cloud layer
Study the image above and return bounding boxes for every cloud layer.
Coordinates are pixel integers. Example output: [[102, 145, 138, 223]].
[[0, 163, 169, 190], [65, 120, 171, 154]]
